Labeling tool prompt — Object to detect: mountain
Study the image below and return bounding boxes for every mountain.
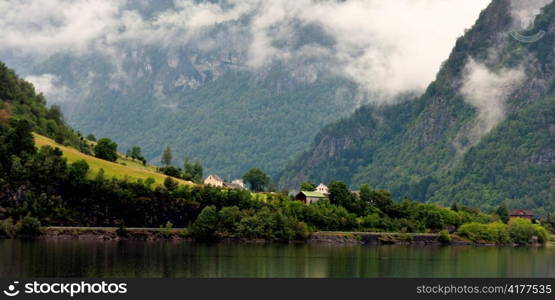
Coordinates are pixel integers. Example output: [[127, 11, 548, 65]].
[[280, 0, 555, 214], [0, 1, 490, 181], [0, 1, 361, 179]]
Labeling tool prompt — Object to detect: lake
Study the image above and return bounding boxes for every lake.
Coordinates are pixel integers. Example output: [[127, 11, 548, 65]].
[[0, 239, 554, 277]]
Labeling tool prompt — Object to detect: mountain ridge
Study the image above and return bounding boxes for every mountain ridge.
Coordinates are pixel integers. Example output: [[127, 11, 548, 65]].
[[280, 0, 555, 214]]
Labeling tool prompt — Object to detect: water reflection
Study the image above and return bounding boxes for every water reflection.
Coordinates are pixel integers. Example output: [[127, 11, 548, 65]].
[[0, 240, 553, 278]]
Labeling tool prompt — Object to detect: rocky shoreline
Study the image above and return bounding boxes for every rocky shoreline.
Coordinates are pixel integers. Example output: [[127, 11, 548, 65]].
[[32, 227, 543, 247]]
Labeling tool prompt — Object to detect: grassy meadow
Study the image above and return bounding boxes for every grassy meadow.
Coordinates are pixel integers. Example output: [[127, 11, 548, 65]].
[[33, 133, 194, 187]]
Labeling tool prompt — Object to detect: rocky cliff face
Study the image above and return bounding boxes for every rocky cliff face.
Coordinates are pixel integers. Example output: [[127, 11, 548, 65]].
[[281, 0, 555, 214]]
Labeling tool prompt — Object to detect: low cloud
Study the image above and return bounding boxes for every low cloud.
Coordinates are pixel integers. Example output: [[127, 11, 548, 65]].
[[24, 73, 71, 103], [1, 0, 492, 101], [510, 0, 553, 29], [459, 58, 525, 149]]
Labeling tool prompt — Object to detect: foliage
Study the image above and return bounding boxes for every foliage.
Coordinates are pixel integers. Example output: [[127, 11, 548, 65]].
[[34, 133, 191, 187], [0, 218, 16, 238], [94, 138, 118, 162], [0, 62, 86, 151], [507, 218, 548, 245], [15, 215, 42, 237], [0, 66, 537, 243], [68, 160, 90, 185], [190, 205, 219, 241], [496, 204, 509, 224], [279, 3, 555, 215], [243, 168, 270, 192], [86, 134, 96, 142], [126, 146, 146, 165], [438, 230, 451, 244], [161, 146, 172, 166], [300, 181, 316, 191], [184, 158, 203, 183], [457, 219, 548, 245]]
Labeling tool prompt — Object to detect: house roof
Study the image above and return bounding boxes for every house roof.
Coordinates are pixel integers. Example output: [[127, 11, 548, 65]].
[[509, 209, 533, 216], [298, 191, 327, 198]]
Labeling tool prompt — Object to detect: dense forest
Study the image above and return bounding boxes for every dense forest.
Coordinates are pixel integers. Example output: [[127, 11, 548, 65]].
[[2, 61, 550, 245], [281, 0, 555, 215], [5, 5, 360, 180]]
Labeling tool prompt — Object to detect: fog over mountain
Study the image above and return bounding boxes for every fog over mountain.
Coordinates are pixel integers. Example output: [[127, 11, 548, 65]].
[[280, 0, 555, 214], [0, 0, 492, 178]]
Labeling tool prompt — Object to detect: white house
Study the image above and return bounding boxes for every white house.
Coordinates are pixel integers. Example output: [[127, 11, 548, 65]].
[[231, 179, 245, 189], [315, 183, 329, 195], [204, 175, 224, 187]]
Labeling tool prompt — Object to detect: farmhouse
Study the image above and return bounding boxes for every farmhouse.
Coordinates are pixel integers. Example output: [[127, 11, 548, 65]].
[[295, 191, 328, 205], [204, 174, 224, 187], [509, 209, 534, 220], [315, 183, 329, 195]]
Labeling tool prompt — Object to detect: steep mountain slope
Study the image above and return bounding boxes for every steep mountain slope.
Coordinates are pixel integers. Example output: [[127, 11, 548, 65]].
[[0, 62, 85, 150], [2, 4, 360, 179], [281, 0, 555, 214], [0, 1, 489, 180], [1, 61, 193, 187]]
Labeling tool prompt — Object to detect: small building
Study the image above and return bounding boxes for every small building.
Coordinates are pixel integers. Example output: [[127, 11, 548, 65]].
[[295, 191, 328, 205], [231, 179, 246, 189], [509, 209, 534, 220], [315, 183, 329, 195], [224, 181, 245, 190], [204, 175, 224, 187]]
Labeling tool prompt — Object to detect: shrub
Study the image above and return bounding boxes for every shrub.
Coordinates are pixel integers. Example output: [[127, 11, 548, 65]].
[[456, 222, 509, 244], [438, 230, 451, 244], [190, 205, 219, 241], [0, 218, 16, 238], [508, 218, 548, 245], [360, 213, 382, 230], [15, 215, 41, 237], [235, 207, 310, 242], [456, 220, 548, 245], [218, 206, 243, 236]]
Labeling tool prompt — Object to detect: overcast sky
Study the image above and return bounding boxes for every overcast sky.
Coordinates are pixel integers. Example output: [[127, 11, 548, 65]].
[[1, 0, 495, 98]]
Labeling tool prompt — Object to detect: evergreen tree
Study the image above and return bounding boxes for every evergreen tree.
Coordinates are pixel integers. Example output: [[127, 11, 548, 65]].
[[161, 146, 172, 166]]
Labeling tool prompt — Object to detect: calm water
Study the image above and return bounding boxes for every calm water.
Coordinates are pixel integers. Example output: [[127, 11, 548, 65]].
[[0, 239, 554, 278]]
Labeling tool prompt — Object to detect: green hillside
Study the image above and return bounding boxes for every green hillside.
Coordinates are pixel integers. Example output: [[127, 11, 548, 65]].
[[24, 25, 358, 180], [280, 0, 555, 215], [33, 133, 194, 187]]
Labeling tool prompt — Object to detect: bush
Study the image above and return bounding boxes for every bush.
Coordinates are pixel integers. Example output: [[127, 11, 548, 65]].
[[438, 230, 451, 244], [190, 206, 219, 241], [235, 207, 310, 242], [360, 213, 382, 230], [456, 219, 548, 245], [0, 218, 16, 238], [15, 215, 41, 237], [507, 218, 548, 245], [218, 206, 243, 236], [456, 222, 509, 244]]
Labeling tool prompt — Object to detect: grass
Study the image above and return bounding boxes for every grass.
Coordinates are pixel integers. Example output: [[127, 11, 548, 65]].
[[34, 133, 194, 187]]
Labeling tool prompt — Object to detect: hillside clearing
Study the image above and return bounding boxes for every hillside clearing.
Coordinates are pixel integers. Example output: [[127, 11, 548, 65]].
[[33, 133, 194, 187]]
